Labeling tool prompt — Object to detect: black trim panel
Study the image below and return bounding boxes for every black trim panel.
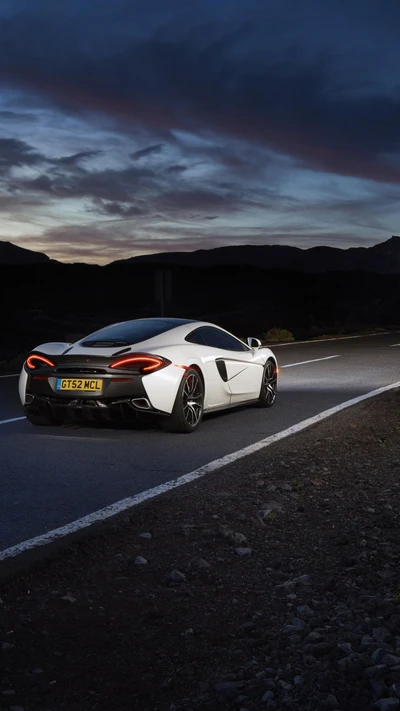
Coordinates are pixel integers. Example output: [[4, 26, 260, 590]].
[[216, 359, 228, 382]]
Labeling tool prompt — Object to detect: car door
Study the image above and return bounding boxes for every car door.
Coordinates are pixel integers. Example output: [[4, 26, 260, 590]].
[[201, 327, 264, 403], [185, 327, 232, 409]]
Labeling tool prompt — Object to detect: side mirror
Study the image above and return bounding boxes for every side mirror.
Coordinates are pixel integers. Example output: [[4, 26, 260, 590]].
[[247, 337, 261, 349]]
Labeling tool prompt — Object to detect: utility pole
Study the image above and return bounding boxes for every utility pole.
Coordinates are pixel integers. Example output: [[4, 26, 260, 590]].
[[155, 269, 172, 316]]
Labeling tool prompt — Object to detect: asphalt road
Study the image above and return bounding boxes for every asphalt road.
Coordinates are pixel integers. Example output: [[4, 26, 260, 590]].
[[1, 333, 399, 552]]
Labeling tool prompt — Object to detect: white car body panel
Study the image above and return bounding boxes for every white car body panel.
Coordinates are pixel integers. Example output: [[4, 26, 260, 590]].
[[19, 319, 277, 419], [31, 342, 72, 355], [224, 352, 264, 399], [18, 368, 28, 405], [140, 362, 183, 414]]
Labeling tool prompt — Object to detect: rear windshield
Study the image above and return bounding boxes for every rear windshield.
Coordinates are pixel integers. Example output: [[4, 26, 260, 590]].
[[81, 318, 193, 347]]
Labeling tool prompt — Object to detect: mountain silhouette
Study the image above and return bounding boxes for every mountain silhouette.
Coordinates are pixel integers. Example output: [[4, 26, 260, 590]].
[[2, 236, 400, 272], [0, 241, 52, 265], [113, 236, 400, 273]]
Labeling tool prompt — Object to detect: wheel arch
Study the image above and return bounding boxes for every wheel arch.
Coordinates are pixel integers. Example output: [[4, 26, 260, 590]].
[[187, 363, 205, 395]]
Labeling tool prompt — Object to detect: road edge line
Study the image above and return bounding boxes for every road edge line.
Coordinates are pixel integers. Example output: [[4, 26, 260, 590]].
[[0, 416, 26, 426], [2, 380, 400, 564], [272, 331, 394, 346], [281, 355, 340, 368]]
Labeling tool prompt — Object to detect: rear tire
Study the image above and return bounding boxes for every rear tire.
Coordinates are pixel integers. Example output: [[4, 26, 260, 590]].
[[162, 368, 204, 433], [258, 359, 277, 408], [24, 409, 62, 426]]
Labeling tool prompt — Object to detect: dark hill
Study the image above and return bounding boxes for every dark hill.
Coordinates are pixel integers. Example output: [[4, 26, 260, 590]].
[[113, 236, 400, 274], [0, 241, 52, 265], [2, 236, 400, 273]]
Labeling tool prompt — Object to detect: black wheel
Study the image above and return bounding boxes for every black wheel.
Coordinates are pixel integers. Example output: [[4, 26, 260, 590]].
[[162, 368, 204, 433], [24, 409, 62, 427], [258, 359, 277, 408]]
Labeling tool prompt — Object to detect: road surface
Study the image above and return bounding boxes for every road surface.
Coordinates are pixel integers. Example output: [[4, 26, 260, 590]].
[[0, 333, 399, 552]]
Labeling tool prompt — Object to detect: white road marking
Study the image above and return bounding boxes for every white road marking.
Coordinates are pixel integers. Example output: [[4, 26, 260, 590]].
[[0, 416, 26, 426], [389, 343, 400, 347], [273, 331, 393, 346], [282, 355, 340, 368], [0, 373, 19, 378], [1, 379, 400, 562]]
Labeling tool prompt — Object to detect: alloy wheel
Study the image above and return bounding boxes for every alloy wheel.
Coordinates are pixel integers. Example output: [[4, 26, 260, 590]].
[[182, 372, 203, 427], [263, 360, 277, 404]]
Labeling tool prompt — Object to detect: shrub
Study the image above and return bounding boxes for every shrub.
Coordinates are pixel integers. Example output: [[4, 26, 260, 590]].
[[262, 327, 295, 344]]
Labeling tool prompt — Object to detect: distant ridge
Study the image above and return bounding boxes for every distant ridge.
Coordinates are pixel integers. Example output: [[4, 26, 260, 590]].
[[0, 241, 52, 265], [2, 236, 400, 273], [112, 236, 400, 274]]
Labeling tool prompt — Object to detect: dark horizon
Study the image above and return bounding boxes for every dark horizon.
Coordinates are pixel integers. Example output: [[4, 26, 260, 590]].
[[1, 234, 400, 270]]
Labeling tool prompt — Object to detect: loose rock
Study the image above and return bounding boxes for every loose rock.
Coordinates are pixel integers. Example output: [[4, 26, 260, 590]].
[[375, 700, 400, 711], [60, 595, 76, 603], [194, 558, 211, 569], [235, 547, 252, 557], [134, 556, 148, 565]]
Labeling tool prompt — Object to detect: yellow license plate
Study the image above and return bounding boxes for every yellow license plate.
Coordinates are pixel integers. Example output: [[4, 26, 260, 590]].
[[56, 378, 103, 392]]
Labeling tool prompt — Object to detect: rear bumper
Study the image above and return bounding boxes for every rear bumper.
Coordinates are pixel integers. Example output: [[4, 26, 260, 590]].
[[24, 393, 163, 423], [24, 371, 165, 422], [20, 358, 184, 419]]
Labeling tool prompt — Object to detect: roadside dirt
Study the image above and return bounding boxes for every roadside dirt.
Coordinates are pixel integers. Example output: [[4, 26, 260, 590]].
[[1, 391, 400, 711]]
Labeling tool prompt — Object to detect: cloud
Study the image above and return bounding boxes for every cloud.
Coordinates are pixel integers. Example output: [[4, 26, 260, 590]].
[[131, 143, 164, 160], [1, 0, 400, 261], [92, 199, 144, 217], [1, 1, 400, 183], [0, 137, 44, 174], [0, 110, 38, 121], [9, 153, 265, 219], [166, 164, 187, 173], [55, 150, 102, 166], [15, 164, 157, 202]]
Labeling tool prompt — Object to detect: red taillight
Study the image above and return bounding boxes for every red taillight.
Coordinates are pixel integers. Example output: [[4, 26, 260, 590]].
[[110, 354, 168, 373], [26, 354, 55, 370]]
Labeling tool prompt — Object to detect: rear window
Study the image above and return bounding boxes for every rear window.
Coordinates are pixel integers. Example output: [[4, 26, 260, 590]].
[[82, 318, 193, 346]]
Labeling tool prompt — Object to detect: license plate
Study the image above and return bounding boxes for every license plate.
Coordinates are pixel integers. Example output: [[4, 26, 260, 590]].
[[56, 378, 103, 392]]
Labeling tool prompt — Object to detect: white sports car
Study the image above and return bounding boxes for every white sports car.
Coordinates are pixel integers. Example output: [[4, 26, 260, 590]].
[[19, 318, 278, 433]]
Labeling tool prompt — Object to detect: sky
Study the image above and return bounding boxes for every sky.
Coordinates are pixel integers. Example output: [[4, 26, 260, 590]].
[[0, 0, 399, 264]]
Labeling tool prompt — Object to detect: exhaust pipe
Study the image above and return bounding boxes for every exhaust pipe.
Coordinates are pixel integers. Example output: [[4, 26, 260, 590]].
[[130, 398, 151, 410]]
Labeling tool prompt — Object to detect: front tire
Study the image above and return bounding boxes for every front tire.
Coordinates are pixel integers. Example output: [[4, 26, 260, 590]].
[[162, 368, 204, 433], [258, 359, 277, 408]]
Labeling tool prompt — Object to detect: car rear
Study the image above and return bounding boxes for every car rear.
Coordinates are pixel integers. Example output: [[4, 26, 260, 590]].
[[22, 351, 172, 423]]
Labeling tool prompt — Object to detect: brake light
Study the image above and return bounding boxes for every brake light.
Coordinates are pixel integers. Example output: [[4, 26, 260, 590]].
[[110, 355, 169, 373], [26, 354, 55, 370]]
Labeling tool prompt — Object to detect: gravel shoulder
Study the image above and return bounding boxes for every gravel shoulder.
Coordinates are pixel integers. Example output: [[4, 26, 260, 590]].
[[1, 391, 400, 711]]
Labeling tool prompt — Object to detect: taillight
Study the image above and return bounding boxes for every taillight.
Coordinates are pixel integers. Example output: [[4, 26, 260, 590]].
[[109, 354, 170, 373], [26, 354, 55, 370]]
